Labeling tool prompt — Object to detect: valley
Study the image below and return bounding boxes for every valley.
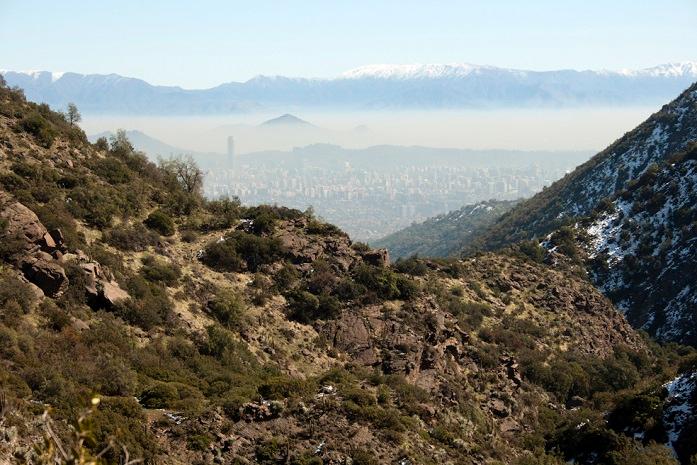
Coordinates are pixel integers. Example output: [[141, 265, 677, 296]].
[[0, 67, 696, 465]]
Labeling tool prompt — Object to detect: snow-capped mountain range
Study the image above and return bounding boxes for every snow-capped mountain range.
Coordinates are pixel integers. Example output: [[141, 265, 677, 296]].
[[1, 62, 696, 114]]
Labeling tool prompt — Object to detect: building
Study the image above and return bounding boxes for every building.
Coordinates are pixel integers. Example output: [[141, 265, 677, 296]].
[[227, 136, 235, 168]]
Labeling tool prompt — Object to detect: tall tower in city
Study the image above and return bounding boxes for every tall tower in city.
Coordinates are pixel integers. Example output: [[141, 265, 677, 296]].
[[226, 135, 235, 169]]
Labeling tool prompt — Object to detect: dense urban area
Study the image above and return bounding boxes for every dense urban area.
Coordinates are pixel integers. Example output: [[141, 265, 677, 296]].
[[205, 157, 581, 240]]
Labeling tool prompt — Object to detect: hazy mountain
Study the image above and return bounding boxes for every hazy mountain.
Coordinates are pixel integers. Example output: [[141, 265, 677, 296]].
[[1, 63, 697, 465], [87, 130, 228, 168], [372, 199, 518, 259], [2, 62, 697, 114], [89, 129, 192, 157], [260, 113, 314, 127]]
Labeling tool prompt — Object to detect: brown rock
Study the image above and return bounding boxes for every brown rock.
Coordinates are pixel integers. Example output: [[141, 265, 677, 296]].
[[322, 313, 379, 365], [0, 192, 50, 255], [19, 254, 68, 297], [101, 280, 130, 306], [499, 417, 520, 434], [488, 399, 509, 417], [49, 228, 65, 249], [362, 248, 390, 267], [42, 232, 56, 250]]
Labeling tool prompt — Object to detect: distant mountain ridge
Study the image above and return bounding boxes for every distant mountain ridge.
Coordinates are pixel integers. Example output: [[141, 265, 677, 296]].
[[2, 62, 697, 114], [372, 199, 518, 259]]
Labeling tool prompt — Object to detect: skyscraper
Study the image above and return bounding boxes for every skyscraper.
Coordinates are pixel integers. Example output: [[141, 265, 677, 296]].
[[227, 135, 235, 168]]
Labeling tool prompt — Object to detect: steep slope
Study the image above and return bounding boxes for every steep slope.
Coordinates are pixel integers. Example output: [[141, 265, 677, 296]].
[[466, 81, 697, 253], [372, 199, 518, 259], [1, 81, 696, 465], [547, 143, 697, 346], [3, 62, 697, 113]]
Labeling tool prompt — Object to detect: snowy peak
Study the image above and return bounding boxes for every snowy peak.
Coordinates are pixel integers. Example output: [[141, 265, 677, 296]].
[[0, 70, 66, 83], [3, 62, 697, 114], [339, 62, 697, 80], [339, 63, 498, 80], [615, 61, 697, 78]]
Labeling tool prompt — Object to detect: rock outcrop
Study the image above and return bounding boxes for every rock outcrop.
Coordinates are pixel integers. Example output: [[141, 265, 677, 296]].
[[0, 192, 68, 296], [0, 192, 128, 303]]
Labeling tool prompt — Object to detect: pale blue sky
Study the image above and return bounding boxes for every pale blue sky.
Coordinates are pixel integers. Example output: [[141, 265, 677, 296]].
[[1, 0, 695, 88]]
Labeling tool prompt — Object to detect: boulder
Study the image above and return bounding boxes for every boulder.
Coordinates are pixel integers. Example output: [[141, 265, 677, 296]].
[[323, 313, 378, 365], [0, 192, 49, 256], [1, 193, 71, 296], [19, 253, 68, 297], [488, 399, 510, 418], [361, 248, 390, 267], [101, 280, 130, 306], [74, 257, 129, 308]]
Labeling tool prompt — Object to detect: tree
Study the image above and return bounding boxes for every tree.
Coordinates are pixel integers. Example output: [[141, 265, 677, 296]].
[[109, 129, 134, 156], [159, 155, 204, 195], [66, 102, 81, 126]]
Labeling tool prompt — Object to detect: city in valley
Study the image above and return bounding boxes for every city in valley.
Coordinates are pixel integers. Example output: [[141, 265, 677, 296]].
[[204, 144, 588, 240]]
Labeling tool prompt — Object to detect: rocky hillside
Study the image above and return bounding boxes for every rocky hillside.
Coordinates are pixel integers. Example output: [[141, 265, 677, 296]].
[[544, 142, 697, 347], [464, 81, 697, 253], [372, 200, 517, 260], [1, 80, 697, 465]]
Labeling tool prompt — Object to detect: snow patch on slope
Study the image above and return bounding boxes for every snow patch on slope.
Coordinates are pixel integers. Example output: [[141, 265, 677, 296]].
[[663, 371, 697, 455]]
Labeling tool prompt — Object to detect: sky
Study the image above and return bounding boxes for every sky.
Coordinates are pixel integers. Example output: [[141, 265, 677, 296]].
[[1, 0, 695, 88]]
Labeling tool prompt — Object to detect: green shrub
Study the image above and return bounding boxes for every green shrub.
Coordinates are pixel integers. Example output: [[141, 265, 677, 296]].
[[201, 196, 242, 230], [92, 157, 132, 184], [258, 376, 316, 400], [394, 256, 429, 276], [115, 276, 173, 330], [20, 112, 56, 148], [86, 396, 157, 463], [139, 381, 203, 410], [0, 271, 38, 315], [144, 209, 175, 236], [207, 289, 246, 329], [274, 263, 299, 290], [140, 256, 181, 286], [351, 449, 379, 465], [104, 223, 159, 251], [251, 211, 276, 235], [68, 184, 121, 228], [202, 231, 284, 272], [353, 264, 418, 301], [306, 218, 341, 235], [35, 201, 83, 249], [255, 438, 286, 464], [187, 434, 213, 451], [352, 242, 370, 252], [285, 290, 320, 323], [39, 300, 71, 331]]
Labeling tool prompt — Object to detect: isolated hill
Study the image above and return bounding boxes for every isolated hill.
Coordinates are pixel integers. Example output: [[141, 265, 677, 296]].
[[465, 81, 697, 254], [89, 129, 190, 157], [372, 199, 518, 259], [3, 62, 697, 114], [260, 113, 314, 127], [1, 80, 696, 464]]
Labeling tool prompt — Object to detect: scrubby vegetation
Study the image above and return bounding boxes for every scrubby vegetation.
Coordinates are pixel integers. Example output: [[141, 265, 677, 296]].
[[1, 81, 696, 465]]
